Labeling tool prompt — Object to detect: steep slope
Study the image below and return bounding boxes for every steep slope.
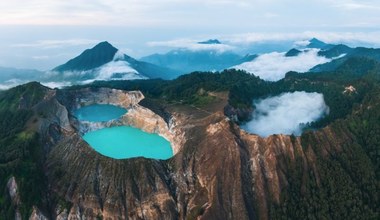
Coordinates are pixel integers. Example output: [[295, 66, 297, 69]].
[[122, 54, 181, 80], [51, 41, 180, 82], [317, 44, 352, 58], [311, 47, 380, 72], [0, 82, 52, 219], [285, 48, 301, 57], [0, 67, 379, 219], [306, 38, 335, 50], [53, 41, 118, 72]]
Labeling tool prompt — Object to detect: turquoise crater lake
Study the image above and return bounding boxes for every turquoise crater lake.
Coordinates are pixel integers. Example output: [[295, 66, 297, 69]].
[[74, 104, 127, 122], [83, 126, 173, 160], [74, 104, 173, 160]]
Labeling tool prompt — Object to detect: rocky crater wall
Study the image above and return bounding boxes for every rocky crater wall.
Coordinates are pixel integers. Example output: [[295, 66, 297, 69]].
[[59, 87, 184, 155]]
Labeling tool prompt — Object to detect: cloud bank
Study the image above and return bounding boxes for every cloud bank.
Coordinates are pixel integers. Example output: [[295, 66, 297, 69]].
[[226, 31, 380, 47], [147, 39, 235, 52], [0, 79, 25, 90], [242, 92, 329, 137], [0, 79, 72, 90], [233, 49, 332, 81], [0, 50, 146, 90], [11, 39, 100, 49]]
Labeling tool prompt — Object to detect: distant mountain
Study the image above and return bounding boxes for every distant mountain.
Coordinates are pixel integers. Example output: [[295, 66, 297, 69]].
[[52, 41, 180, 82], [307, 38, 335, 50], [284, 43, 351, 59], [285, 48, 302, 57], [0, 67, 44, 90], [141, 38, 348, 76], [317, 44, 353, 58], [198, 39, 222, 44], [233, 40, 369, 81], [240, 54, 258, 63], [1, 65, 379, 219], [0, 67, 43, 82], [141, 42, 248, 74], [53, 41, 118, 72], [311, 46, 380, 72]]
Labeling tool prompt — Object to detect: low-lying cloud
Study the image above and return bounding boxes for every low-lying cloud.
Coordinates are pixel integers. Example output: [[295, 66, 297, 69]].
[[0, 79, 25, 90], [225, 31, 380, 47], [11, 39, 100, 49], [233, 49, 332, 81], [56, 50, 146, 84], [242, 92, 329, 137], [0, 79, 72, 90], [147, 39, 235, 52], [0, 50, 147, 90]]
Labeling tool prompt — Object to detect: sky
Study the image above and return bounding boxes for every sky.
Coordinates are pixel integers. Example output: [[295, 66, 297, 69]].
[[0, 0, 380, 70]]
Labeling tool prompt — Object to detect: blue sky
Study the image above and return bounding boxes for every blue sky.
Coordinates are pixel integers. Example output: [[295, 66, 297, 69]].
[[0, 0, 380, 70]]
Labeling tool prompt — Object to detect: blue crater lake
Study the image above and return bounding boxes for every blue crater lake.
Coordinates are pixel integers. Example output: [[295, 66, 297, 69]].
[[74, 104, 127, 122], [83, 126, 173, 160]]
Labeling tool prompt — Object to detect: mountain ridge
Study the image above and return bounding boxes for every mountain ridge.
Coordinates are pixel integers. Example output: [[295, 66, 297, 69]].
[[51, 41, 181, 81], [0, 66, 378, 219], [140, 49, 246, 74], [53, 41, 118, 72]]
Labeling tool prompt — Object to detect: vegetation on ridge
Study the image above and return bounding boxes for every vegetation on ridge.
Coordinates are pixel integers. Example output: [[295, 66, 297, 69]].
[[0, 82, 48, 219], [0, 55, 379, 219]]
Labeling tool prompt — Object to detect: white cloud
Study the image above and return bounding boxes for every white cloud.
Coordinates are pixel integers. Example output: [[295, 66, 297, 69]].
[[0, 0, 256, 26], [0, 49, 145, 89], [49, 50, 146, 84], [41, 81, 72, 89], [147, 39, 234, 52], [0, 0, 379, 29], [224, 31, 380, 46], [0, 78, 73, 90], [293, 40, 310, 47], [97, 61, 142, 80], [12, 39, 100, 49], [0, 79, 25, 90], [232, 49, 331, 81], [242, 91, 329, 137], [333, 1, 380, 10], [93, 49, 144, 80]]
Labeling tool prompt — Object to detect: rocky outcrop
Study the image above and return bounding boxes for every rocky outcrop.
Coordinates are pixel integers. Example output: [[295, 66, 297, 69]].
[[41, 87, 186, 219], [58, 87, 183, 155], [121, 105, 185, 154], [22, 85, 373, 220], [57, 87, 144, 111], [224, 104, 253, 122], [7, 176, 21, 220], [29, 206, 49, 220]]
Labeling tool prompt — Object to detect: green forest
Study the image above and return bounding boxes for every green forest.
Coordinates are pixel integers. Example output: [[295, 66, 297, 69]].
[[0, 56, 379, 219], [0, 83, 47, 219]]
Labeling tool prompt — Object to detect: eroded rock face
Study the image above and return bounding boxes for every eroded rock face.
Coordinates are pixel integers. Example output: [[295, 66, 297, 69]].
[[59, 87, 183, 155], [7, 177, 21, 220], [29, 206, 49, 220], [28, 86, 359, 220], [121, 106, 185, 154], [7, 176, 19, 205], [43, 87, 186, 219]]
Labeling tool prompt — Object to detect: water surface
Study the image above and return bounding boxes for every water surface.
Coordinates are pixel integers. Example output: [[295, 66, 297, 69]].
[[83, 126, 173, 159], [74, 104, 127, 122]]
